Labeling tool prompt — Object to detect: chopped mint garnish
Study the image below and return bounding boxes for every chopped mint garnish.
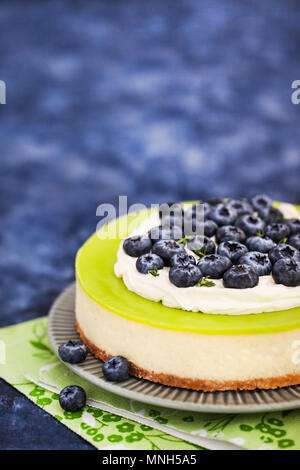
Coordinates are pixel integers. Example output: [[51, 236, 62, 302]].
[[193, 245, 207, 258], [196, 276, 216, 287], [178, 235, 193, 246], [256, 230, 265, 237], [278, 238, 288, 244], [149, 265, 160, 277]]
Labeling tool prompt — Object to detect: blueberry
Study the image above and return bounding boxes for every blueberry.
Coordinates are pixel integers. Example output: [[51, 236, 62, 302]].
[[59, 385, 86, 412], [206, 197, 224, 206], [268, 244, 300, 264], [223, 265, 259, 289], [267, 207, 284, 223], [169, 264, 202, 287], [186, 235, 216, 255], [238, 251, 272, 276], [183, 218, 205, 237], [227, 199, 253, 216], [170, 253, 196, 268], [102, 356, 130, 382], [285, 219, 300, 235], [289, 234, 300, 251], [202, 202, 211, 218], [183, 204, 208, 236], [152, 239, 185, 266], [250, 194, 272, 212], [148, 225, 183, 242], [272, 258, 300, 287], [161, 214, 183, 230], [258, 206, 283, 224], [235, 214, 265, 236], [215, 225, 246, 244], [265, 223, 290, 243], [123, 235, 152, 257], [197, 254, 232, 279], [208, 204, 238, 226], [246, 236, 275, 253], [217, 241, 248, 264], [185, 202, 211, 219], [58, 341, 88, 364], [204, 219, 218, 237], [136, 253, 164, 274], [184, 219, 214, 237]]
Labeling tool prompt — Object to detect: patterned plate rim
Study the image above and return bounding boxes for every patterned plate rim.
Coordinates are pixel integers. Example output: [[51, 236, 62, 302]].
[[47, 283, 300, 414]]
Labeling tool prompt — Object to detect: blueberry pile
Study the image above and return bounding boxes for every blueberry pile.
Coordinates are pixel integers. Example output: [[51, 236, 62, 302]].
[[123, 195, 300, 288]]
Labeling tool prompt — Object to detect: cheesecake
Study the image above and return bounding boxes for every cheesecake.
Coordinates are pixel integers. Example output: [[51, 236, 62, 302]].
[[75, 197, 300, 391]]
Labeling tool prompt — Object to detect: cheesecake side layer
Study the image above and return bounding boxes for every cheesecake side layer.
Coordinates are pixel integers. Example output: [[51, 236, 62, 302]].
[[75, 282, 300, 391]]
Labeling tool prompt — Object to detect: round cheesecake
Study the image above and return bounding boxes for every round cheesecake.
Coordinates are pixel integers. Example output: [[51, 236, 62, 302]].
[[75, 200, 300, 391]]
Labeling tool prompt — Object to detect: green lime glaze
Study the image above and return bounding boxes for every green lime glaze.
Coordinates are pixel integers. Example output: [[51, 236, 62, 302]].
[[76, 203, 300, 335]]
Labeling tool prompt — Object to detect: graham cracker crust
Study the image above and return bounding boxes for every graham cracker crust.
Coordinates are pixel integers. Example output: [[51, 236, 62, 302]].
[[76, 321, 300, 392]]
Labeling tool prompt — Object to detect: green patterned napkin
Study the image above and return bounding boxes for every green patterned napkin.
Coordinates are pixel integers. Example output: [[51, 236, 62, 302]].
[[0, 317, 299, 450]]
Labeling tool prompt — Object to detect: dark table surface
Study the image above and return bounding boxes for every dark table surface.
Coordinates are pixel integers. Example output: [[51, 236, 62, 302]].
[[0, 0, 300, 449]]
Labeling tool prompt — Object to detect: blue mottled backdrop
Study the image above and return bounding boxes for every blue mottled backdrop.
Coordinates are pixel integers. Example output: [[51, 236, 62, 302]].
[[0, 0, 299, 449]]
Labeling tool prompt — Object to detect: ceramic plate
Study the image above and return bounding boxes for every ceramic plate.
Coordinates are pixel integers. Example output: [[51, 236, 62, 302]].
[[48, 284, 300, 414]]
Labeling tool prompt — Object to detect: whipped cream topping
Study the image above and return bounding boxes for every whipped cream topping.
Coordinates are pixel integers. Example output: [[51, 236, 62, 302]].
[[114, 204, 300, 315]]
